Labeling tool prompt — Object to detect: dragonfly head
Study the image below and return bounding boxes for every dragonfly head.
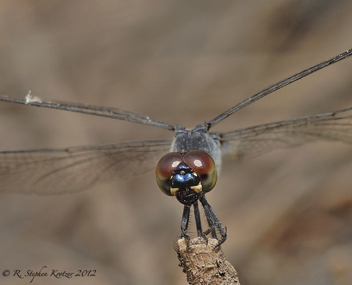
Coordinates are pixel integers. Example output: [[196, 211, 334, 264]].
[[156, 150, 218, 206]]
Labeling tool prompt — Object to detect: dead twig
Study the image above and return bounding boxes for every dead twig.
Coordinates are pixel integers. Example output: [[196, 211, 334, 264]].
[[176, 237, 240, 285]]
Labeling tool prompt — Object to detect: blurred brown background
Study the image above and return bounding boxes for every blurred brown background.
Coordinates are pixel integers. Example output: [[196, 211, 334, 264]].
[[1, 0, 352, 284]]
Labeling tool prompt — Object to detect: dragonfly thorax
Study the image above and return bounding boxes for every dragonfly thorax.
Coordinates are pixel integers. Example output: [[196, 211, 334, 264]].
[[172, 124, 221, 170]]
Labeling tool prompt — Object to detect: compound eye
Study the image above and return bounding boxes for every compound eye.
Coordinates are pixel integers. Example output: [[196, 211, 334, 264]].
[[156, 152, 182, 196], [183, 150, 217, 193]]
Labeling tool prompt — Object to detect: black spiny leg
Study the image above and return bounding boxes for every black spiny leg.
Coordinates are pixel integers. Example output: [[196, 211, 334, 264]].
[[200, 195, 227, 245], [193, 201, 203, 237], [180, 205, 191, 242]]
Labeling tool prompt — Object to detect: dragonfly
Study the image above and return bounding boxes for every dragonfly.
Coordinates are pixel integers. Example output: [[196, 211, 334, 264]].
[[1, 49, 352, 245]]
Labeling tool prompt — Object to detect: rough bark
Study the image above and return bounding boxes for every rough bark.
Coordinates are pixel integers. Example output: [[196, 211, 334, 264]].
[[176, 237, 240, 285]]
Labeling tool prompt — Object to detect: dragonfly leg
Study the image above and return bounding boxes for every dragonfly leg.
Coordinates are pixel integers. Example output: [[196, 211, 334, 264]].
[[193, 201, 203, 237], [199, 194, 227, 245], [180, 205, 191, 243]]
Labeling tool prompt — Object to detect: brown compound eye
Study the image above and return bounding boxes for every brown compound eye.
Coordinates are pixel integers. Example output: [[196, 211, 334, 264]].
[[156, 152, 183, 196], [183, 150, 217, 193]]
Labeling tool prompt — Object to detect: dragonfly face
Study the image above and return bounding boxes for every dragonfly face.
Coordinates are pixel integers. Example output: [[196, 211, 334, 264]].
[[156, 150, 217, 205]]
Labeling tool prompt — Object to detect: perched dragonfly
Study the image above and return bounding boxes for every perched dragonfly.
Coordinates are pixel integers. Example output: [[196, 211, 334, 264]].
[[1, 49, 352, 245]]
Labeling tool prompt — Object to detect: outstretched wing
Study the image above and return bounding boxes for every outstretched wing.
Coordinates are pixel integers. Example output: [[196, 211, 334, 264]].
[[0, 95, 175, 131], [0, 140, 172, 194], [219, 107, 352, 160], [206, 49, 352, 128]]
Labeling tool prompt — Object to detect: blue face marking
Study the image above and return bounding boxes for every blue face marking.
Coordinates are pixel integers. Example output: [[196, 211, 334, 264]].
[[171, 162, 199, 189], [173, 173, 197, 185]]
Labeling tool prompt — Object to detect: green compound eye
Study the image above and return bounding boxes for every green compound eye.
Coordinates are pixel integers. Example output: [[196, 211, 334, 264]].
[[183, 150, 217, 193]]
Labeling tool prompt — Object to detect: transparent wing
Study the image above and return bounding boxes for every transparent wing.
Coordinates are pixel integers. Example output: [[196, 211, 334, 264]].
[[219, 107, 352, 160], [0, 95, 175, 131], [207, 49, 352, 128], [0, 140, 172, 194]]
